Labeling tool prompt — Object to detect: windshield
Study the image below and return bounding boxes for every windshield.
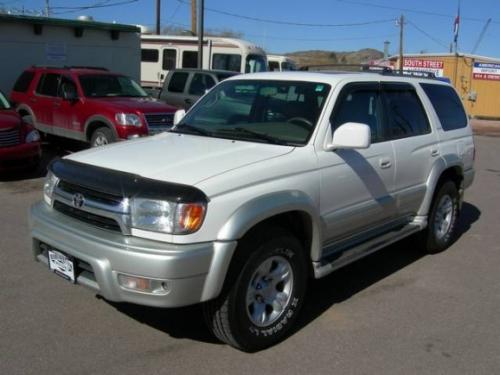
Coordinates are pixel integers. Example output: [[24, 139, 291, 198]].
[[245, 55, 267, 73], [79, 74, 148, 98], [0, 91, 11, 110], [174, 79, 331, 146]]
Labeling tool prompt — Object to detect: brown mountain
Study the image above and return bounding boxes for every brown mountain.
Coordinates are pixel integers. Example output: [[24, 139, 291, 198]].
[[285, 48, 384, 68]]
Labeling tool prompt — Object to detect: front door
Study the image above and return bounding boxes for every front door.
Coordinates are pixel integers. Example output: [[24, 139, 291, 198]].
[[318, 82, 397, 244]]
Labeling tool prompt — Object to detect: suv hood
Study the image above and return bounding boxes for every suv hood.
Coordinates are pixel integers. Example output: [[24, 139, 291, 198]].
[[65, 132, 294, 187], [85, 97, 176, 113]]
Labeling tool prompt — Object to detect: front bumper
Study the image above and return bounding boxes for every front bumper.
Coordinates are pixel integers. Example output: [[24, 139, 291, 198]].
[[0, 142, 41, 170], [29, 202, 237, 308]]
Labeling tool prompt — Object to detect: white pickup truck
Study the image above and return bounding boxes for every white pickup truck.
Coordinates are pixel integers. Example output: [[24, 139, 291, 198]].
[[30, 71, 474, 352]]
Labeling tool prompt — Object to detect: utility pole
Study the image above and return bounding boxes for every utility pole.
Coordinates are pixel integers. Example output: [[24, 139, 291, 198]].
[[398, 14, 404, 73], [45, 0, 50, 17], [197, 0, 204, 69], [155, 0, 161, 35], [191, 0, 197, 35]]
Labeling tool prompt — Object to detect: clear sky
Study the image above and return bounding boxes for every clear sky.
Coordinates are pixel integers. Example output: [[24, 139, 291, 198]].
[[3, 0, 500, 58]]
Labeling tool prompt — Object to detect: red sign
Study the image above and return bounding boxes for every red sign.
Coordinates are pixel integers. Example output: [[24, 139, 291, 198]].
[[473, 73, 500, 81]]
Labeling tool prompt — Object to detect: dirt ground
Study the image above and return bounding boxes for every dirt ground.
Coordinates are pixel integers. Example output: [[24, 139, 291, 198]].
[[470, 119, 500, 136]]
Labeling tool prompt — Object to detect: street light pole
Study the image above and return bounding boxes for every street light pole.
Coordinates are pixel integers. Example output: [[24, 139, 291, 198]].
[[398, 14, 404, 73], [197, 0, 204, 69], [156, 0, 161, 35]]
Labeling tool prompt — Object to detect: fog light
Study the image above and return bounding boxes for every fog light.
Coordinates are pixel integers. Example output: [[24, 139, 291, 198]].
[[117, 274, 168, 294]]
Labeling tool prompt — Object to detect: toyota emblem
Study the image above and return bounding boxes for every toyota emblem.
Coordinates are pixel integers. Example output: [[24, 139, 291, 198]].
[[72, 193, 85, 209]]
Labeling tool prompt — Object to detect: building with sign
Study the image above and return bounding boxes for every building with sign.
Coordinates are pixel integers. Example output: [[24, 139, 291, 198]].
[[388, 53, 500, 119], [0, 14, 140, 93]]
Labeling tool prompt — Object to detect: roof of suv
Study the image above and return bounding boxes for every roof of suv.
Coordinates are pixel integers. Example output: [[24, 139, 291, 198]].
[[27, 66, 121, 76], [169, 68, 240, 76]]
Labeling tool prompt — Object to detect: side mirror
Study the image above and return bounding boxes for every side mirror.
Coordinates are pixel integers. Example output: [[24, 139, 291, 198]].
[[61, 83, 78, 101], [326, 122, 371, 150], [173, 109, 186, 126]]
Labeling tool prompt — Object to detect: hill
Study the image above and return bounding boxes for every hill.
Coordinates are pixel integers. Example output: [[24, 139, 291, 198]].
[[285, 48, 384, 68]]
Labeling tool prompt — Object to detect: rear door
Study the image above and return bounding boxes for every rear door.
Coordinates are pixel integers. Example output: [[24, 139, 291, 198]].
[[381, 82, 440, 216], [33, 73, 60, 132], [159, 71, 190, 109]]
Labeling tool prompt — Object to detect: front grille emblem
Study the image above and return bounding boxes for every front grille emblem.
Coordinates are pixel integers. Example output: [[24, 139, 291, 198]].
[[72, 193, 85, 209]]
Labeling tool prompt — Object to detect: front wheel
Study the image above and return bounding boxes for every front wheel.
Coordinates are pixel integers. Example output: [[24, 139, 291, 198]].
[[418, 181, 460, 254], [203, 228, 308, 352], [90, 127, 115, 147]]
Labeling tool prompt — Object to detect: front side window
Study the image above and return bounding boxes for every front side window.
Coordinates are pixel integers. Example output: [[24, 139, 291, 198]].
[[331, 83, 385, 143], [162, 49, 177, 70], [79, 74, 147, 98], [245, 54, 267, 73], [188, 74, 216, 96], [212, 53, 242, 72], [281, 61, 296, 71], [182, 51, 198, 68], [382, 83, 430, 138], [420, 83, 467, 131], [167, 72, 189, 93], [141, 49, 159, 63], [0, 91, 11, 109], [36, 73, 60, 97], [174, 80, 331, 146]]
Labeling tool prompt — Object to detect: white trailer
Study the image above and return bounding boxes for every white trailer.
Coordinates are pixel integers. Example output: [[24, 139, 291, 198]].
[[0, 14, 140, 93], [140, 35, 267, 89], [267, 55, 297, 71]]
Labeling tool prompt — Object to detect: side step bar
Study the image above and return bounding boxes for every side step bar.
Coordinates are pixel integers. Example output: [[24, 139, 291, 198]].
[[313, 223, 423, 279]]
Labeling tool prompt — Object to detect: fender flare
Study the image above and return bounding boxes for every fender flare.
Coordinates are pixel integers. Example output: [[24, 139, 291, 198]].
[[16, 104, 37, 124], [418, 155, 464, 216], [84, 115, 118, 141], [216, 190, 324, 261]]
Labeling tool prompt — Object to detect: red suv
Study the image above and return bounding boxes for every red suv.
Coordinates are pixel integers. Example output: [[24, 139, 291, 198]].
[[11, 66, 177, 147], [0, 90, 41, 171]]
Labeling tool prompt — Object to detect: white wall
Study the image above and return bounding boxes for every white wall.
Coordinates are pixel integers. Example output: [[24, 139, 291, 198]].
[[0, 22, 140, 93]]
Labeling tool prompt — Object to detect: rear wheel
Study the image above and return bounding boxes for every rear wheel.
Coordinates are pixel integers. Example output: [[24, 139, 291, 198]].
[[90, 127, 115, 147], [418, 181, 459, 254], [203, 228, 307, 352]]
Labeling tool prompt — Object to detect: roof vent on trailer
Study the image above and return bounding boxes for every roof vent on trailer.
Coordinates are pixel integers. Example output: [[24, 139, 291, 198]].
[[137, 25, 153, 34], [77, 15, 94, 22]]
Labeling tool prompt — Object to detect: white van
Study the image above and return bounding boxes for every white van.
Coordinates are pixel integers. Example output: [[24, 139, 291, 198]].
[[141, 35, 267, 89], [267, 54, 297, 71]]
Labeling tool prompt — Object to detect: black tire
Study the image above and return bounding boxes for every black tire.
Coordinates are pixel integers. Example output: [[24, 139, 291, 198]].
[[90, 127, 115, 147], [203, 227, 308, 352], [418, 181, 460, 254]]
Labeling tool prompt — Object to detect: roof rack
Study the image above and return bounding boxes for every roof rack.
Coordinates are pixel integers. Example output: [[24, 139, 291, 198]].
[[31, 65, 108, 71], [299, 63, 441, 80]]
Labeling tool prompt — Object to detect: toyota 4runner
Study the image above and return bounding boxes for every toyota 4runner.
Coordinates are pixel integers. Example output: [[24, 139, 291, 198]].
[[11, 66, 177, 147], [29, 71, 475, 351]]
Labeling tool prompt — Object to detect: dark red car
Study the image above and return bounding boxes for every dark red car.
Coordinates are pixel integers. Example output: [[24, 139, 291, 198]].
[[0, 90, 41, 172], [11, 66, 177, 147]]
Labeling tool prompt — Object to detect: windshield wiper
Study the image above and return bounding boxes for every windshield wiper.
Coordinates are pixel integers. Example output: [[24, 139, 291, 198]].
[[170, 123, 213, 137], [232, 127, 289, 145]]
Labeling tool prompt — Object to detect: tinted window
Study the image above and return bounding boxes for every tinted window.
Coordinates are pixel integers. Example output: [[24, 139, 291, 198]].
[[58, 76, 77, 98], [36, 73, 60, 97], [182, 51, 198, 68], [13, 71, 35, 92], [162, 49, 177, 70], [212, 53, 242, 72], [188, 74, 216, 96], [141, 49, 159, 62], [79, 74, 147, 97], [382, 83, 430, 138], [281, 62, 296, 71], [0, 91, 11, 109], [269, 61, 280, 71], [331, 83, 384, 143], [167, 72, 189, 93], [245, 55, 267, 73], [420, 83, 467, 131]]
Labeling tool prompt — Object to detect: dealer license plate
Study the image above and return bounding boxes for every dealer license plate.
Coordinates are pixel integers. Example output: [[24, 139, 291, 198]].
[[48, 249, 75, 283]]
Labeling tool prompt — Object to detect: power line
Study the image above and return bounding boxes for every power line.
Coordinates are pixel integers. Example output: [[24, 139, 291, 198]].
[[175, 0, 396, 27], [407, 19, 449, 49], [51, 0, 138, 15]]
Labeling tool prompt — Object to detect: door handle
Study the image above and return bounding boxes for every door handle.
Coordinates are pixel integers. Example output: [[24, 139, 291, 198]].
[[379, 158, 392, 169], [431, 148, 440, 157]]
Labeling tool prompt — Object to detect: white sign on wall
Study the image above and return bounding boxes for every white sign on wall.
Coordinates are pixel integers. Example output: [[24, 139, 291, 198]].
[[46, 43, 67, 61], [473, 62, 500, 81]]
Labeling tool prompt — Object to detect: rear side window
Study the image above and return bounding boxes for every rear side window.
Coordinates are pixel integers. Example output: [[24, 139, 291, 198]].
[[420, 83, 467, 131], [182, 51, 198, 68], [162, 49, 177, 70], [167, 72, 189, 93], [382, 83, 431, 139], [212, 53, 242, 72], [141, 49, 159, 62], [36, 73, 60, 97], [188, 74, 216, 96], [13, 71, 35, 92]]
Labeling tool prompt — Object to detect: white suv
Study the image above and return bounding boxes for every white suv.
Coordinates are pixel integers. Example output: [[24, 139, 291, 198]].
[[30, 71, 475, 352]]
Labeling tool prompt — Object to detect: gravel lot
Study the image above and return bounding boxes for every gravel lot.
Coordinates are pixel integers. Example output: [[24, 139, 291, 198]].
[[0, 136, 499, 375]]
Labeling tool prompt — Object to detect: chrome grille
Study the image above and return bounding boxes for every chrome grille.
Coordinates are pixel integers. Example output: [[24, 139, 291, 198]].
[[53, 180, 130, 234], [0, 128, 20, 147], [145, 113, 174, 134]]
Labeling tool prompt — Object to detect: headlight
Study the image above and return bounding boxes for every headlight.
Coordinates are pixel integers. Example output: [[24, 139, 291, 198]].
[[131, 198, 206, 234], [25, 130, 40, 143], [115, 113, 142, 127], [43, 171, 59, 206]]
